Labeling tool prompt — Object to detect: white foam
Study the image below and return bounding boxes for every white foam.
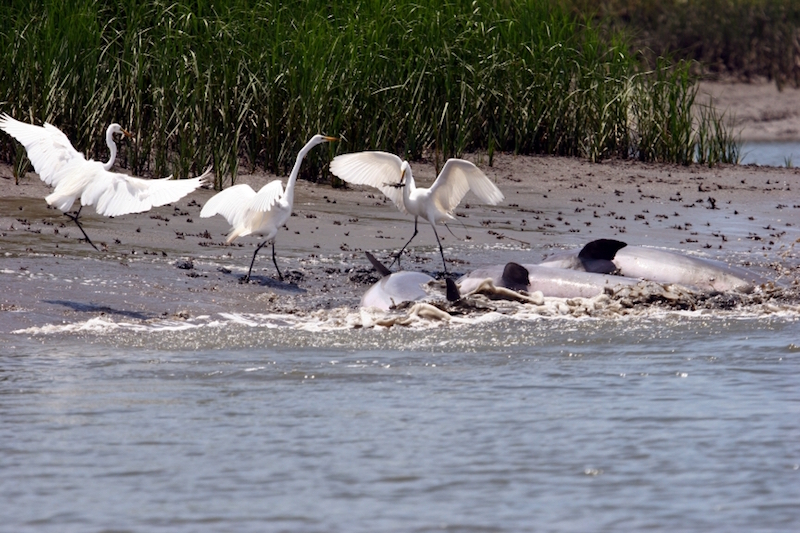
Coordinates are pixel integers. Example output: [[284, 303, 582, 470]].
[[14, 316, 126, 335], [11, 289, 799, 337], [13, 316, 212, 335]]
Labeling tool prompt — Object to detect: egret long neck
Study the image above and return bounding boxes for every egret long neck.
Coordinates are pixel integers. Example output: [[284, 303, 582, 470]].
[[103, 127, 117, 171], [283, 141, 317, 206], [402, 169, 416, 205]]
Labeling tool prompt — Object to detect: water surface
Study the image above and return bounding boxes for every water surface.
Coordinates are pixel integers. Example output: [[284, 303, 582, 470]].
[[740, 140, 800, 167], [3, 313, 799, 532]]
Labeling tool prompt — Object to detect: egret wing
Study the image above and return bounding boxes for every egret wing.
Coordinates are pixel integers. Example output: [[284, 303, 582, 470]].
[[429, 159, 503, 214], [45, 159, 103, 212], [88, 168, 210, 217], [249, 180, 285, 213], [0, 114, 85, 186], [330, 151, 407, 213], [201, 183, 258, 229]]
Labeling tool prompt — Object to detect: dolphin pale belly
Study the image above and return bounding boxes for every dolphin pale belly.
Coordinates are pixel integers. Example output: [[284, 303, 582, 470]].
[[613, 247, 765, 293], [361, 271, 437, 310], [539, 239, 766, 293], [360, 252, 460, 311], [458, 263, 640, 299]]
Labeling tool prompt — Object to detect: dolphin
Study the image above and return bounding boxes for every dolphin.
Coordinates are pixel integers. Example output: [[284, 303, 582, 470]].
[[458, 261, 641, 299], [360, 252, 460, 310], [539, 239, 766, 293]]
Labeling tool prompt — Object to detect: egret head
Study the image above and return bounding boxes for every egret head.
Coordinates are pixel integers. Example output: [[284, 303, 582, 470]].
[[386, 161, 410, 189], [300, 135, 337, 157], [399, 160, 410, 186], [310, 134, 338, 146], [108, 123, 133, 140]]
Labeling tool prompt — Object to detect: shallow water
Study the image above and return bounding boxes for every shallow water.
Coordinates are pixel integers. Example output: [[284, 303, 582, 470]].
[[3, 311, 799, 532], [740, 140, 800, 167]]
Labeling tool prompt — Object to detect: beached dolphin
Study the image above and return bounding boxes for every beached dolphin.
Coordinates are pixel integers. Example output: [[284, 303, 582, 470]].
[[458, 261, 641, 299], [539, 239, 766, 293], [360, 252, 459, 310]]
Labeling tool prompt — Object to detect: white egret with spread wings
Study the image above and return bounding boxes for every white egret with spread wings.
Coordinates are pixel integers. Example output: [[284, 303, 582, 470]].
[[200, 134, 337, 282], [0, 113, 211, 250], [330, 151, 503, 273]]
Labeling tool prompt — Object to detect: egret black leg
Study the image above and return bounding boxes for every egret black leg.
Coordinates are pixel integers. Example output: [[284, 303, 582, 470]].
[[244, 241, 269, 282], [271, 241, 283, 281], [390, 217, 419, 269], [65, 206, 99, 251], [430, 224, 448, 274]]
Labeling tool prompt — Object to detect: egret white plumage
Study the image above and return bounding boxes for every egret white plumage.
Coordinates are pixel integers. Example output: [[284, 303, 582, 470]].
[[330, 151, 504, 273], [0, 113, 211, 250], [200, 134, 337, 282]]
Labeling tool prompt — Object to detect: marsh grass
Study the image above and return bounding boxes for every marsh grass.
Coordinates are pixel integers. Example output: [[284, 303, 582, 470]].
[[1, 0, 738, 188]]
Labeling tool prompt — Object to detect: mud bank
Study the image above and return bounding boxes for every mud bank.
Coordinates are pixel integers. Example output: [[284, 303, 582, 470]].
[[2, 147, 798, 333]]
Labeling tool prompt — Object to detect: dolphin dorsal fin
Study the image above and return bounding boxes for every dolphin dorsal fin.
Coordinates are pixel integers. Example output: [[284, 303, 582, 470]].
[[445, 278, 460, 302], [365, 252, 392, 277], [578, 239, 627, 260], [501, 262, 530, 290]]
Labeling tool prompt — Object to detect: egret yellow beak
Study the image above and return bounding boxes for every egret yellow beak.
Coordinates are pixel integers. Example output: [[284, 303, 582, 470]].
[[323, 136, 338, 142]]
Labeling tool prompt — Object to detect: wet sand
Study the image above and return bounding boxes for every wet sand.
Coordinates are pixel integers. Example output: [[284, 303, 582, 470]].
[[2, 146, 798, 333]]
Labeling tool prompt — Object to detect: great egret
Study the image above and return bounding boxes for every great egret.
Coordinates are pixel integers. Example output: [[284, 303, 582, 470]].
[[330, 151, 504, 273], [0, 113, 211, 250], [200, 134, 337, 282]]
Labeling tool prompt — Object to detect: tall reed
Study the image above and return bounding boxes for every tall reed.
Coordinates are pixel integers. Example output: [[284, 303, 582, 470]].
[[0, 0, 739, 189]]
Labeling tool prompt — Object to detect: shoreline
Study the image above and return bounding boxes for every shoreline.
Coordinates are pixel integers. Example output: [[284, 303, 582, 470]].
[[2, 81, 800, 330], [1, 152, 798, 332]]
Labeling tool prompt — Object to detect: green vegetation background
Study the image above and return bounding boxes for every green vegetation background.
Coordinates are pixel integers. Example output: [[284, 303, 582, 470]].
[[3, 0, 788, 188], [573, 0, 800, 88]]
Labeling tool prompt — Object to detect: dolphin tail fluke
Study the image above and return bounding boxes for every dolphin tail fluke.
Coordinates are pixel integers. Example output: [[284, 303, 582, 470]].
[[366, 251, 393, 277]]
